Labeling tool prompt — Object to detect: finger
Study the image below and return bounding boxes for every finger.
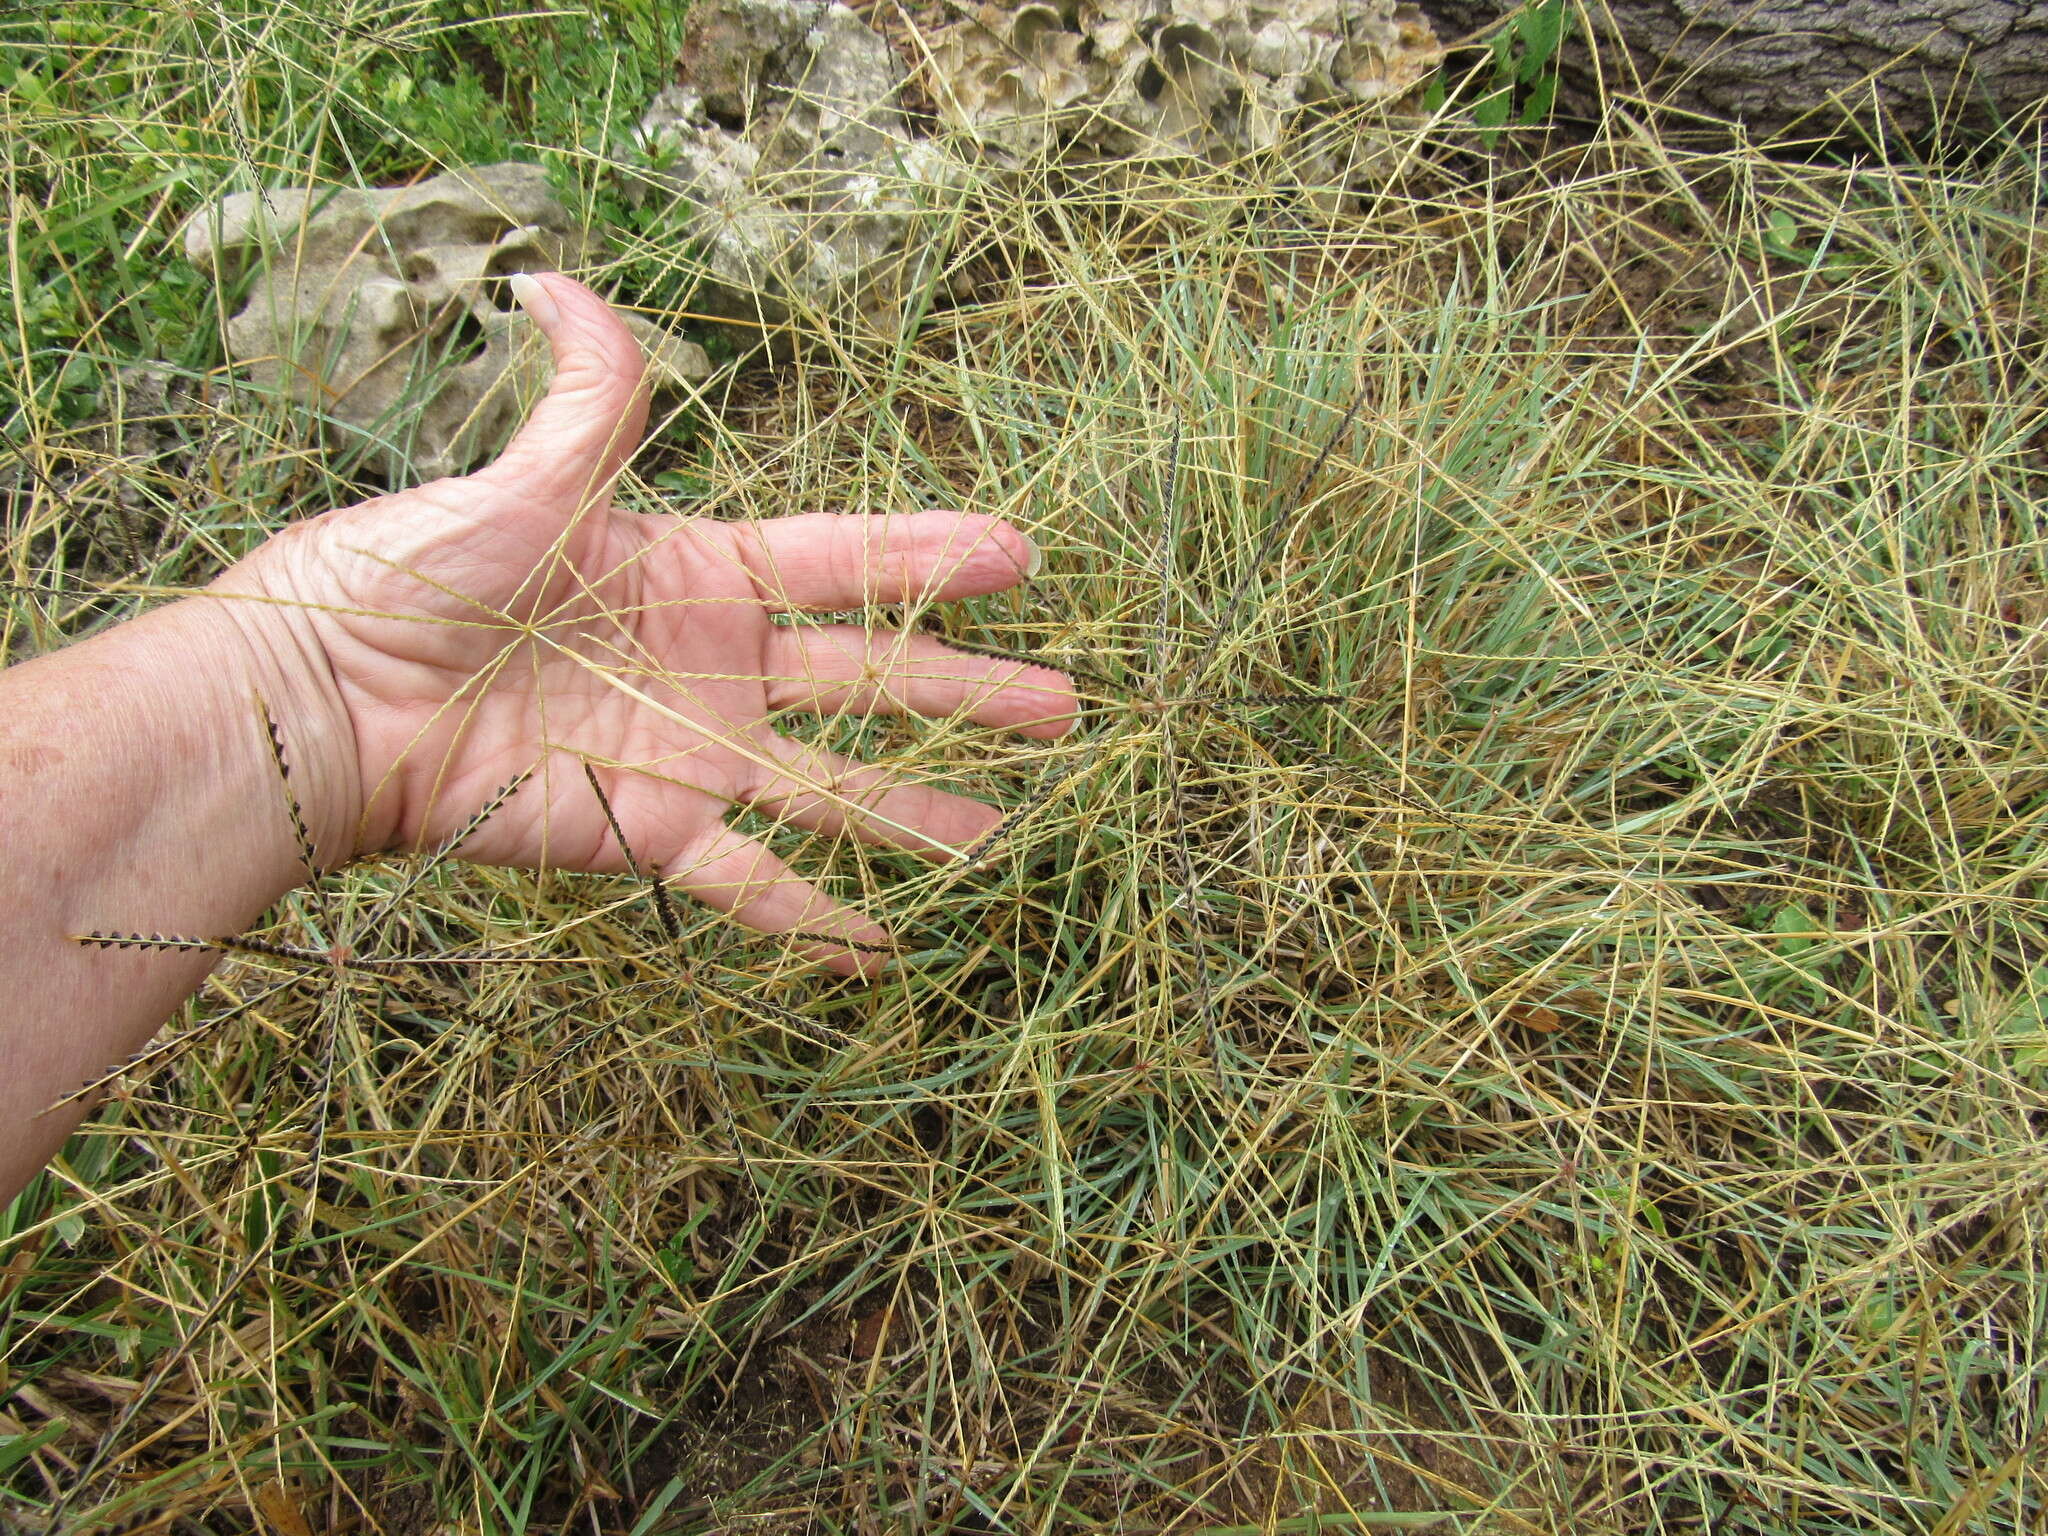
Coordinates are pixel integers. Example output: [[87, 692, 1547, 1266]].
[[477, 272, 650, 509], [666, 823, 890, 977], [764, 625, 1077, 739], [745, 735, 1000, 861], [732, 511, 1040, 611]]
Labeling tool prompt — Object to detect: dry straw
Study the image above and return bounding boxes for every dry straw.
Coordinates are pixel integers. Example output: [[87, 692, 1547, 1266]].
[[4, 6, 2046, 1531]]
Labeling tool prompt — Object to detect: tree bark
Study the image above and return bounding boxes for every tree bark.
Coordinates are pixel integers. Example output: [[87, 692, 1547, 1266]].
[[1423, 1, 2048, 137]]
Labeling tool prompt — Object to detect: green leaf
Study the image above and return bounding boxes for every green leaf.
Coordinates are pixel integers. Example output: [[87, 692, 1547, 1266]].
[[1516, 0, 1568, 82], [1998, 965, 2048, 1073], [1764, 207, 1809, 259], [1904, 1052, 1948, 1082], [0, 1422, 68, 1476], [1518, 73, 1558, 124], [1771, 903, 1817, 958], [1635, 1196, 1668, 1238]]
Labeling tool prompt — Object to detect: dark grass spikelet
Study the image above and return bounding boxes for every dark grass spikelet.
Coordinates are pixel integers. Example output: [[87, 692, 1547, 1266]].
[[43, 977, 302, 1114], [349, 766, 537, 938], [260, 698, 323, 886], [959, 766, 1080, 869], [63, 719, 541, 1136], [584, 760, 893, 958], [75, 930, 317, 963], [699, 977, 853, 1047], [441, 767, 536, 859], [75, 930, 230, 954]]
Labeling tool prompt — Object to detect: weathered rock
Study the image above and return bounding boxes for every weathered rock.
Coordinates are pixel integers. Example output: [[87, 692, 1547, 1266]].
[[628, 0, 1439, 336], [634, 0, 967, 335], [1421, 1, 2048, 139], [183, 163, 709, 482], [927, 0, 1440, 176]]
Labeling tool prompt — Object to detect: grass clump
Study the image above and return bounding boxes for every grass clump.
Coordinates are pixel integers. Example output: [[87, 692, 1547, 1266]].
[[5, 2, 2048, 1532]]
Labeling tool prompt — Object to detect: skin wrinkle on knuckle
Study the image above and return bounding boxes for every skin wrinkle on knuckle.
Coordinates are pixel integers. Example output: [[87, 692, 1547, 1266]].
[[738, 520, 809, 606]]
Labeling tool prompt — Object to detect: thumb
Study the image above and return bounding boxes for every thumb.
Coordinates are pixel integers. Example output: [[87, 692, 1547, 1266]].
[[475, 272, 651, 509]]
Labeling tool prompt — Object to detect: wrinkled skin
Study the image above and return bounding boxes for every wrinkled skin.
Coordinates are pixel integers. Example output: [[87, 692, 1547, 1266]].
[[224, 272, 1075, 971]]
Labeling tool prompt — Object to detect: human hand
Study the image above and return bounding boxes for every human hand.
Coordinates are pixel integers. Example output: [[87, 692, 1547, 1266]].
[[211, 272, 1074, 973]]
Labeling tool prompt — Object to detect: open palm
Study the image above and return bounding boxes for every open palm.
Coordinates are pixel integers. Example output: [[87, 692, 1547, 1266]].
[[227, 273, 1073, 971]]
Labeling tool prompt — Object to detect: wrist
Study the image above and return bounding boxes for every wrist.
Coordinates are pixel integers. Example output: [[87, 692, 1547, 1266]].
[[186, 567, 368, 870], [0, 585, 356, 1203]]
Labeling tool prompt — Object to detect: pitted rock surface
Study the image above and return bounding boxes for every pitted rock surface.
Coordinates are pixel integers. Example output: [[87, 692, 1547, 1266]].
[[927, 0, 1440, 173], [634, 0, 965, 334], [632, 0, 1437, 335]]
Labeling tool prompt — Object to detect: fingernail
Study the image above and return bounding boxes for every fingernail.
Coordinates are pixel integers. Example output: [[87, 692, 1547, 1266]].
[[1023, 539, 1043, 578], [508, 272, 560, 328]]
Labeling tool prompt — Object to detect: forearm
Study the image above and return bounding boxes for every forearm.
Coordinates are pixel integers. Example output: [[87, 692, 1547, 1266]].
[[0, 594, 350, 1205]]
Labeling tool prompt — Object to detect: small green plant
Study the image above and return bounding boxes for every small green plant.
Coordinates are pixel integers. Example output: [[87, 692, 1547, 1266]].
[[1428, 0, 1573, 145]]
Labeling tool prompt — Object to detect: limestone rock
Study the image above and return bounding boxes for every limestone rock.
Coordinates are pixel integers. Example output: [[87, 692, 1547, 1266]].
[[626, 0, 1439, 338], [183, 163, 709, 482], [632, 0, 967, 335], [928, 0, 1440, 176]]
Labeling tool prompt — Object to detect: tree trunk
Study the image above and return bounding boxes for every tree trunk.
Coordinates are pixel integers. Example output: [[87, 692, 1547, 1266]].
[[1422, 1, 2048, 137]]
